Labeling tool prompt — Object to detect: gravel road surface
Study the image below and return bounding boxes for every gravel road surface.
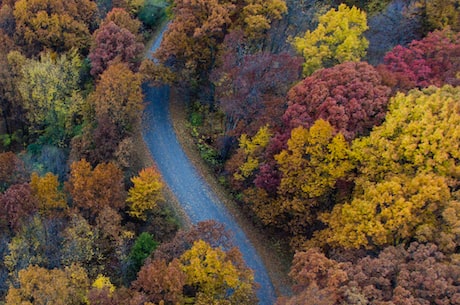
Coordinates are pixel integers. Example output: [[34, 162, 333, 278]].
[[142, 25, 277, 305]]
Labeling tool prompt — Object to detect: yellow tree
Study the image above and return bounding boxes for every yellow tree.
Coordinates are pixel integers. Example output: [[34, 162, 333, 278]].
[[312, 85, 460, 251], [315, 173, 451, 249], [127, 167, 164, 220], [240, 0, 287, 39], [233, 125, 272, 181], [5, 264, 89, 305], [292, 4, 368, 76], [13, 0, 98, 54], [179, 240, 257, 304], [17, 50, 84, 145], [30, 172, 67, 215], [253, 120, 353, 245]]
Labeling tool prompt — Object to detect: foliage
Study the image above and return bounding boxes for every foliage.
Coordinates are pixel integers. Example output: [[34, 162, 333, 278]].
[[127, 167, 164, 220], [214, 50, 302, 136], [127, 232, 158, 276], [18, 51, 84, 146], [66, 159, 126, 218], [133, 258, 186, 305], [13, 0, 98, 54], [284, 61, 391, 140], [30, 172, 66, 215], [61, 213, 97, 268], [278, 243, 460, 305], [156, 0, 234, 85], [240, 0, 287, 40], [88, 21, 144, 77], [313, 85, 460, 250], [0, 183, 36, 231], [4, 215, 62, 277], [380, 28, 460, 91], [317, 173, 452, 249], [102, 7, 141, 35], [137, 0, 167, 28], [233, 125, 272, 182], [292, 4, 369, 76], [418, 0, 460, 31], [179, 240, 257, 304], [89, 62, 144, 136], [5, 264, 89, 305], [0, 152, 27, 191]]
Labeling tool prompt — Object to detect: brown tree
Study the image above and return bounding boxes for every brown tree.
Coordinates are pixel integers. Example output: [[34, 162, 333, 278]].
[[66, 159, 126, 219], [89, 62, 144, 136]]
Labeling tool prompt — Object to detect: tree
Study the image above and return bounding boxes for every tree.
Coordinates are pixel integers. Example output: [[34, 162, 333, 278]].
[[380, 28, 460, 91], [61, 213, 97, 269], [127, 232, 158, 278], [153, 220, 232, 263], [418, 0, 460, 31], [4, 215, 62, 277], [0, 183, 36, 231], [127, 167, 164, 220], [278, 243, 460, 305], [246, 121, 353, 247], [17, 51, 84, 145], [213, 51, 302, 136], [284, 61, 390, 141], [352, 85, 460, 187], [156, 0, 235, 86], [0, 152, 27, 191], [102, 7, 141, 35], [316, 173, 451, 249], [13, 0, 98, 54], [89, 62, 144, 136], [179, 240, 257, 304], [30, 172, 67, 215], [88, 21, 144, 77], [293, 4, 369, 76], [5, 264, 89, 305], [239, 0, 287, 40], [133, 258, 186, 305], [232, 125, 272, 182], [312, 85, 460, 250], [66, 159, 126, 218]]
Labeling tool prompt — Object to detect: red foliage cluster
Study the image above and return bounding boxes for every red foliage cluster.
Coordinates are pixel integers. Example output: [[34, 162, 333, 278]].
[[88, 21, 144, 77], [284, 61, 391, 140], [214, 44, 302, 136], [380, 28, 460, 91]]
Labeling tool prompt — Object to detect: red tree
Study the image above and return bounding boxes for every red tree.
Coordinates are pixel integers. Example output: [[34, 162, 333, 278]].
[[0, 183, 37, 231], [284, 61, 391, 140], [380, 28, 460, 91], [214, 48, 302, 137], [88, 21, 144, 77]]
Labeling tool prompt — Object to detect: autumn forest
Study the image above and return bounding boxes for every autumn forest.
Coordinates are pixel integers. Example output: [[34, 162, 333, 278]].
[[0, 0, 459, 304]]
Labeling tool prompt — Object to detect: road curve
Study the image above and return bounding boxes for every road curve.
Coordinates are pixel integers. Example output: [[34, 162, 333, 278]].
[[142, 25, 277, 305]]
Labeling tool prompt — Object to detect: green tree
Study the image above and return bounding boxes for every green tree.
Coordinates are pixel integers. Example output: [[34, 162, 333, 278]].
[[292, 4, 368, 76], [127, 167, 164, 220], [127, 232, 158, 278]]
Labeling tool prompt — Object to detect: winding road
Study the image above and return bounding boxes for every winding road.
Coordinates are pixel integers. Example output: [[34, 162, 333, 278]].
[[142, 25, 277, 305]]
